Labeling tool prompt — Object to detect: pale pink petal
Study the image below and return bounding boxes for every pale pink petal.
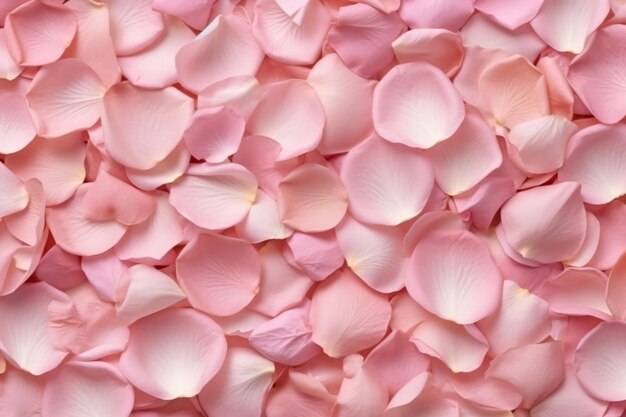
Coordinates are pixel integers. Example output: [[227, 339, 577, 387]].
[[374, 63, 465, 149], [478, 55, 550, 129], [487, 342, 565, 408], [406, 229, 502, 324], [46, 184, 127, 257], [5, 179, 45, 246], [363, 330, 430, 396], [42, 361, 133, 417], [335, 355, 388, 417], [249, 301, 321, 366], [0, 161, 29, 217], [81, 168, 156, 226], [152, 0, 212, 30], [587, 201, 626, 270], [477, 280, 551, 355], [198, 347, 275, 417], [277, 163, 347, 233], [176, 233, 261, 316], [0, 227, 47, 296], [531, 365, 608, 417], [0, 92, 35, 154], [398, 0, 473, 31], [286, 230, 344, 281], [64, 0, 121, 88], [104, 0, 164, 55], [118, 16, 195, 89], [385, 375, 460, 417], [335, 216, 406, 293], [0, 366, 45, 416], [568, 25, 626, 124], [453, 177, 517, 230], [575, 322, 626, 401], [252, 0, 330, 65], [475, 0, 543, 29], [236, 189, 293, 244], [0, 30, 22, 80], [350, 0, 399, 13], [35, 245, 85, 290], [247, 80, 325, 160], [248, 241, 312, 317], [310, 270, 391, 357], [265, 370, 335, 417], [411, 320, 488, 373], [198, 76, 262, 120], [390, 291, 434, 333], [607, 253, 626, 320], [403, 211, 467, 253], [115, 265, 186, 323], [307, 53, 375, 155], [125, 143, 190, 191], [0, 282, 69, 375], [102, 82, 193, 170], [176, 14, 264, 94], [426, 105, 502, 196], [558, 124, 626, 204], [4, 0, 77, 66], [26, 59, 105, 138], [536, 55, 575, 118], [392, 29, 464, 77], [169, 163, 257, 230], [81, 249, 129, 302], [120, 308, 226, 400], [507, 115, 578, 175], [326, 4, 404, 78], [115, 191, 185, 261], [183, 106, 245, 163], [340, 135, 434, 225], [448, 372, 523, 411], [531, 0, 609, 53], [541, 268, 611, 319], [212, 308, 270, 337], [500, 182, 587, 263], [4, 133, 86, 205], [564, 211, 600, 267]]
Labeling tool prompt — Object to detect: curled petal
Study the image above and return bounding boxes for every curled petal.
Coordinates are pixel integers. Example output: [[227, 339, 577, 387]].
[[35, 245, 85, 290], [80, 250, 129, 302], [0, 92, 36, 154], [183, 106, 245, 163], [541, 268, 610, 319], [373, 63, 465, 149], [176, 233, 261, 316], [474, 0, 543, 29], [335, 355, 388, 417], [398, 0, 473, 31], [587, 201, 626, 270], [392, 29, 464, 76], [120, 308, 227, 400], [406, 229, 503, 324], [266, 371, 335, 417], [0, 30, 22, 80], [607, 253, 626, 320], [385, 375, 460, 417], [152, 0, 212, 30], [104, 0, 164, 55], [5, 179, 45, 246], [125, 144, 190, 191], [198, 76, 262, 120], [286, 230, 344, 281], [537, 56, 575, 118], [0, 161, 28, 218], [564, 211, 600, 267], [236, 190, 293, 244], [390, 291, 434, 333]]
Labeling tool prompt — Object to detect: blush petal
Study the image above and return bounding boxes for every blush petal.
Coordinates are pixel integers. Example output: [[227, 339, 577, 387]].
[[125, 143, 190, 192], [0, 161, 29, 218], [152, 0, 212, 30], [392, 29, 464, 77], [0, 92, 36, 154], [0, 29, 22, 80], [373, 63, 465, 149], [119, 308, 227, 400], [104, 0, 164, 55], [183, 106, 245, 163], [398, 0, 473, 31], [236, 189, 293, 244], [266, 370, 335, 417], [0, 367, 45, 416], [286, 230, 344, 281], [587, 201, 626, 270], [197, 76, 262, 120], [5, 179, 45, 246], [607, 253, 626, 320], [335, 355, 388, 417], [474, 0, 543, 29]]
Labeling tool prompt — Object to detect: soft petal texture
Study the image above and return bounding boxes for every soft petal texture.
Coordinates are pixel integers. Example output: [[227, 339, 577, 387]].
[[176, 233, 261, 316], [398, 0, 473, 31], [46, 184, 127, 256], [389, 291, 434, 333], [125, 144, 190, 192], [531, 0, 610, 53], [115, 264, 186, 323], [392, 29, 464, 76], [26, 59, 105, 138], [537, 55, 575, 118], [326, 4, 404, 78], [541, 268, 611, 319], [183, 106, 245, 163], [385, 375, 460, 417], [35, 245, 85, 290], [0, 366, 45, 416], [252, 0, 330, 65], [42, 361, 134, 417], [426, 105, 502, 196], [286, 230, 344, 281], [564, 211, 600, 267], [499, 182, 586, 263], [373, 63, 465, 149], [118, 16, 195, 89], [176, 14, 264, 94], [310, 270, 391, 357], [236, 190, 293, 244], [64, 0, 121, 88], [152, 0, 212, 30], [119, 308, 227, 400], [0, 30, 22, 80], [102, 82, 193, 170], [447, 371, 523, 410], [0, 161, 29, 218], [478, 55, 550, 129], [4, 0, 77, 66], [198, 347, 275, 417], [277, 163, 347, 233], [474, 0, 543, 29], [197, 76, 262, 120], [335, 216, 406, 293], [477, 280, 551, 355], [406, 229, 502, 324], [4, 133, 86, 205], [340, 135, 434, 225], [0, 92, 35, 154], [608, 253, 626, 320], [169, 163, 258, 230], [0, 283, 69, 375], [587, 201, 626, 270], [335, 355, 388, 417], [575, 322, 626, 401], [104, 0, 164, 55], [568, 25, 626, 124], [307, 54, 375, 155], [249, 301, 321, 365], [265, 370, 335, 417], [81, 250, 129, 302], [558, 124, 626, 204], [5, 178, 45, 246], [247, 80, 325, 160], [404, 211, 467, 253], [507, 115, 578, 175], [487, 342, 565, 408]]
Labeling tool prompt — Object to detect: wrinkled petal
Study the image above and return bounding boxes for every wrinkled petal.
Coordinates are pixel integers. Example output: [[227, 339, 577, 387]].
[[335, 355, 388, 417], [266, 370, 335, 417], [536, 55, 575, 118], [104, 0, 164, 55], [0, 92, 35, 154], [392, 29, 464, 76], [541, 268, 611, 319], [183, 106, 245, 163], [35, 245, 85, 290], [385, 375, 460, 417], [119, 308, 227, 400], [398, 0, 473, 31], [80, 250, 129, 302], [286, 230, 344, 281]]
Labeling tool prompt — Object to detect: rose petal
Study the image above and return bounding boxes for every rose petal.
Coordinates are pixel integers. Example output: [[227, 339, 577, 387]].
[[183, 106, 245, 163], [0, 161, 29, 218], [104, 0, 164, 55], [0, 92, 36, 154], [474, 0, 543, 29], [392, 29, 464, 76], [236, 189, 293, 244], [398, 0, 473, 31], [541, 268, 611, 319]]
